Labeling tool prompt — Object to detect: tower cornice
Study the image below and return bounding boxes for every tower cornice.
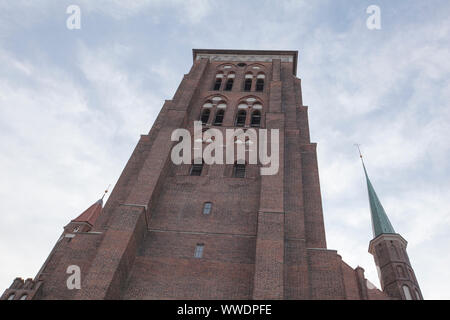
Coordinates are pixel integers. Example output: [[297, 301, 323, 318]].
[[192, 49, 298, 76], [368, 233, 408, 255]]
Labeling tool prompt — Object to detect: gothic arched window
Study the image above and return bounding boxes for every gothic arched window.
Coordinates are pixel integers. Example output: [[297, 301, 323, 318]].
[[244, 74, 253, 91], [255, 74, 265, 91], [200, 109, 211, 125], [402, 285, 413, 300], [19, 294, 28, 300], [214, 109, 225, 126], [235, 110, 246, 127], [224, 73, 235, 91], [213, 74, 223, 91], [250, 110, 261, 127]]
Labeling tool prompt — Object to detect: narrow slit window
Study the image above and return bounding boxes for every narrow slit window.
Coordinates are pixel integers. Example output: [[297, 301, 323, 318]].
[[250, 110, 261, 127], [255, 78, 264, 91], [244, 78, 252, 91], [194, 244, 204, 258], [203, 202, 212, 215], [235, 110, 246, 127], [190, 162, 203, 176], [213, 110, 224, 126], [200, 109, 210, 125], [234, 163, 246, 178]]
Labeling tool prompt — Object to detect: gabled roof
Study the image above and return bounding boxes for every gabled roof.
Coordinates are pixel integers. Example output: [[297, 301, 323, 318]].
[[71, 199, 103, 226]]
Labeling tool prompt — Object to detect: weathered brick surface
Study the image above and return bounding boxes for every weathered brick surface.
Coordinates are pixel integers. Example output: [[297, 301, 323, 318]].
[[3, 49, 413, 300], [369, 234, 422, 300], [123, 231, 255, 299]]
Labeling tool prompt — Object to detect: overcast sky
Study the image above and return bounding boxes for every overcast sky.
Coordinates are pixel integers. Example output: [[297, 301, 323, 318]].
[[0, 0, 449, 299]]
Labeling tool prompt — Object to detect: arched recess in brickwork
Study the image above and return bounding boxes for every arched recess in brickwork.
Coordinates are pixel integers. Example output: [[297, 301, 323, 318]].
[[204, 93, 228, 104], [217, 63, 237, 71], [246, 63, 266, 71], [239, 95, 262, 105], [255, 73, 265, 92], [396, 265, 406, 278], [213, 72, 224, 90], [402, 285, 413, 300], [235, 96, 264, 128], [224, 72, 235, 91], [243, 72, 254, 91], [201, 95, 228, 127]]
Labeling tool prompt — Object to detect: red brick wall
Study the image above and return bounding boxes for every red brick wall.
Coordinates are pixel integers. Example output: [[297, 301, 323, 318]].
[[123, 231, 256, 299], [2, 50, 396, 300]]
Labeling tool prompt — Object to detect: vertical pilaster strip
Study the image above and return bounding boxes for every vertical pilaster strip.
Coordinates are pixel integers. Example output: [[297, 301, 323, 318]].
[[253, 109, 284, 299], [269, 59, 282, 113], [301, 143, 327, 249]]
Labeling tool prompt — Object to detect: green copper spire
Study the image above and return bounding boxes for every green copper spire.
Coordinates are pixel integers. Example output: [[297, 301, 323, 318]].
[[356, 146, 396, 238]]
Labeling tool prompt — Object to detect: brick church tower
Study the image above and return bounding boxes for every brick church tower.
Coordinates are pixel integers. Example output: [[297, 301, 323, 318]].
[[2, 49, 422, 300]]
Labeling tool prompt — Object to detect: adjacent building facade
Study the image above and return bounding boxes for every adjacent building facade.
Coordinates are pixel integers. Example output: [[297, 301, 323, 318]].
[[1, 49, 422, 300]]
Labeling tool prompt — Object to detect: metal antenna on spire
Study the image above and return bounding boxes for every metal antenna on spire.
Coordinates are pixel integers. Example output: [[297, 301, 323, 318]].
[[101, 184, 111, 200]]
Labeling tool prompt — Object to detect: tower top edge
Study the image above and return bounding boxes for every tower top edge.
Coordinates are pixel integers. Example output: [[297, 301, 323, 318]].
[[192, 49, 298, 75]]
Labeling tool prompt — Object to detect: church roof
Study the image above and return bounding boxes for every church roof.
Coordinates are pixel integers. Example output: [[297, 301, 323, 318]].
[[71, 198, 103, 226], [362, 162, 396, 238]]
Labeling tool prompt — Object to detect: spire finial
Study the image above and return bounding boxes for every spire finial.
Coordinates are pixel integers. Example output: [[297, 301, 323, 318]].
[[354, 143, 363, 159], [355, 143, 367, 171], [355, 144, 396, 237], [101, 184, 111, 200]]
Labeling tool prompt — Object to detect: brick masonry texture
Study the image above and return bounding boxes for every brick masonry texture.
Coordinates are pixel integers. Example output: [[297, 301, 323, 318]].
[[1, 49, 421, 300]]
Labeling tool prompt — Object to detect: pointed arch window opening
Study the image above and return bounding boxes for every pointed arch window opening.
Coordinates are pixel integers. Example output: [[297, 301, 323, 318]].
[[224, 78, 234, 91], [214, 109, 225, 126], [255, 78, 264, 91], [250, 110, 261, 127], [402, 285, 413, 300], [200, 109, 211, 125], [244, 78, 252, 91], [235, 110, 247, 127], [213, 77, 222, 91]]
